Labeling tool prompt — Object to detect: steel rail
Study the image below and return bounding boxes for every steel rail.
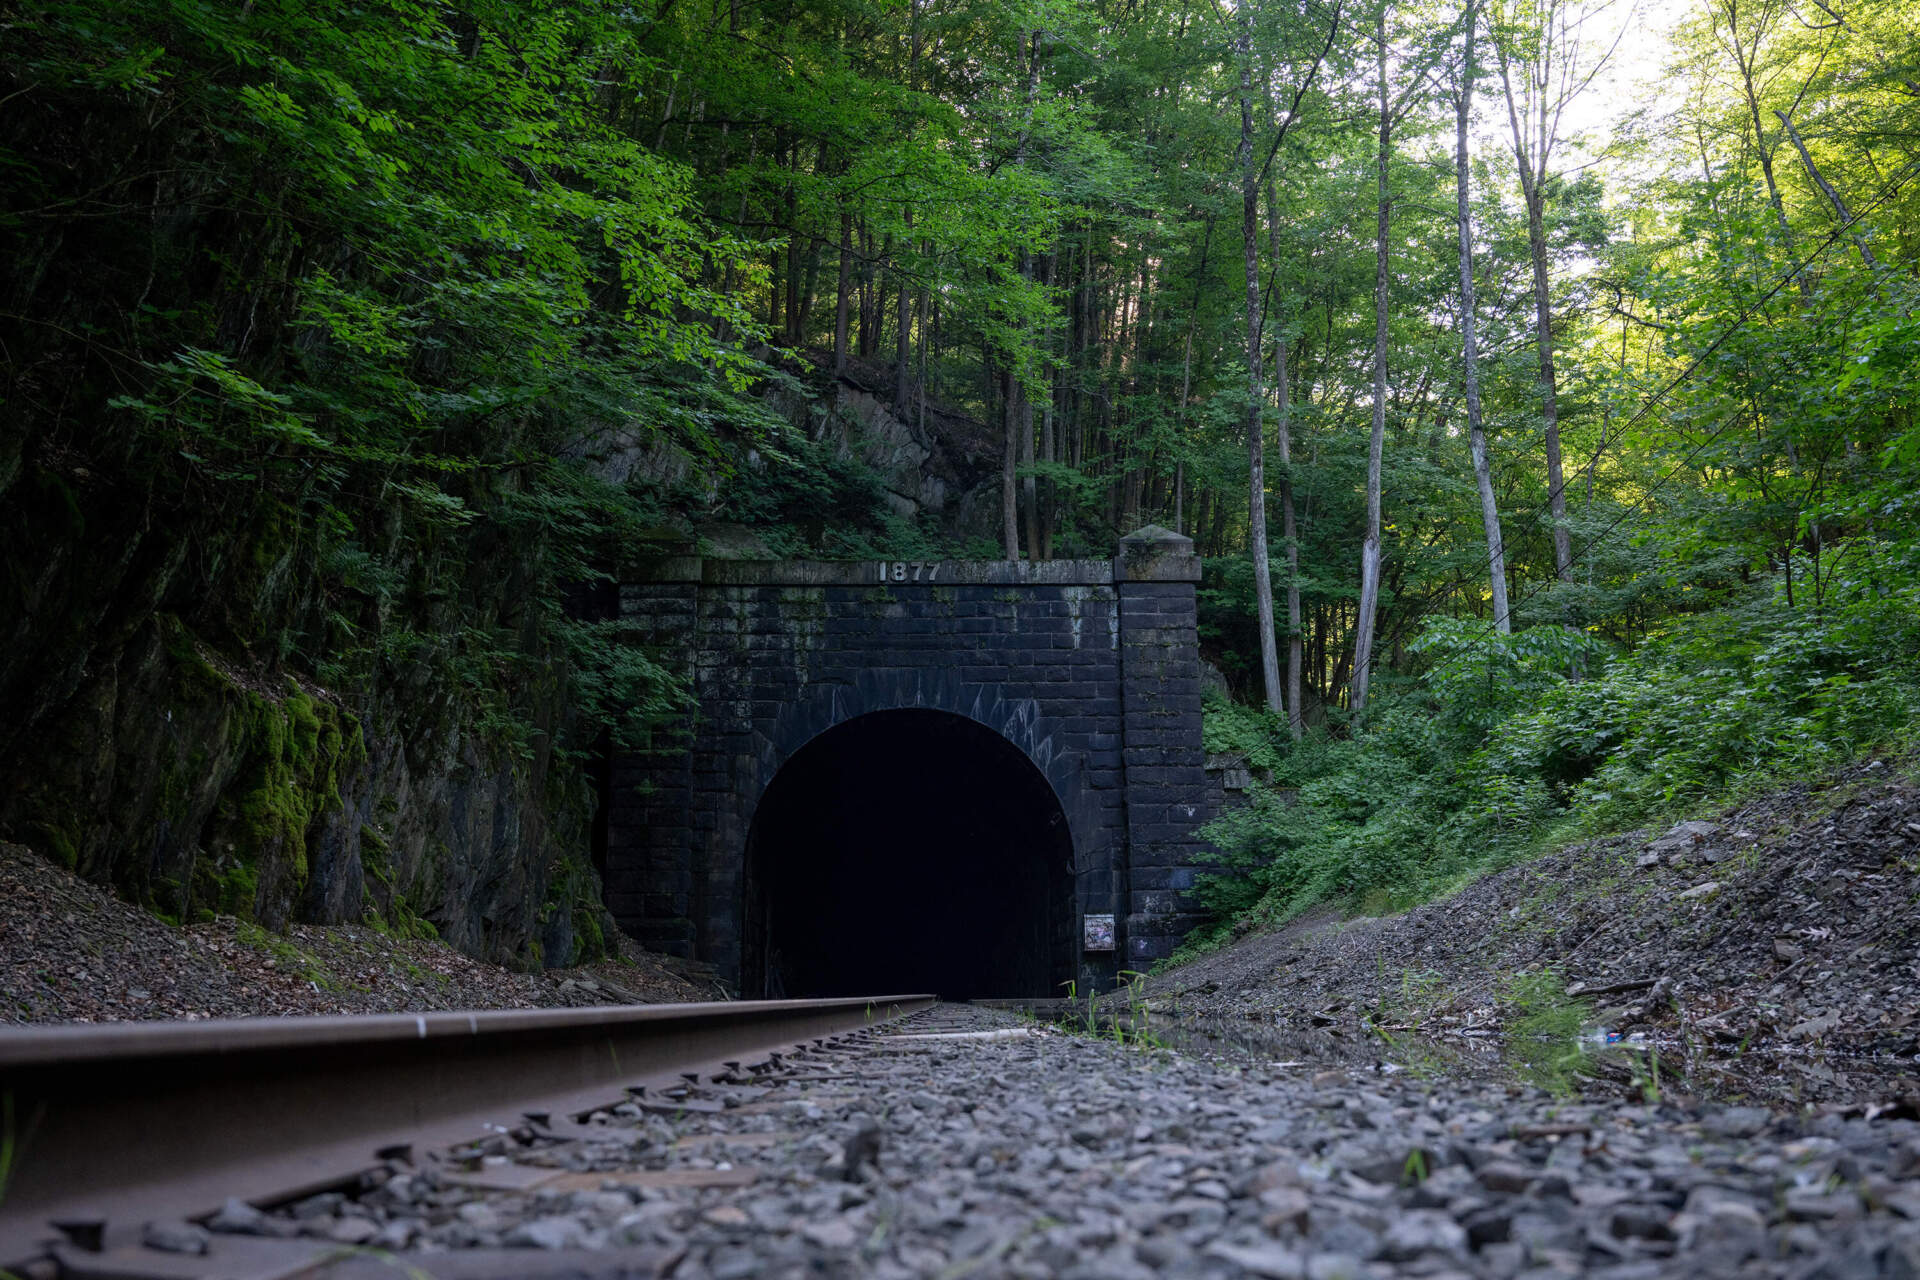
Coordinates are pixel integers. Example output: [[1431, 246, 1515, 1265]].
[[0, 995, 933, 1271]]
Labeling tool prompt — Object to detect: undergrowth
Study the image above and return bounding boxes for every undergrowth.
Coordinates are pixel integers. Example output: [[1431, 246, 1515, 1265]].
[[1188, 555, 1920, 954]]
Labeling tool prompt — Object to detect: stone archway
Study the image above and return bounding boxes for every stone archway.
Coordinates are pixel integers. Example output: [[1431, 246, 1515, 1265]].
[[609, 528, 1213, 993], [740, 709, 1076, 999]]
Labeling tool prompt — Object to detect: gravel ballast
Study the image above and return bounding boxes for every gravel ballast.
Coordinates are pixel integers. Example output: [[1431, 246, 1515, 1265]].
[[1128, 760, 1920, 1108], [0, 841, 711, 1023], [188, 1004, 1920, 1279]]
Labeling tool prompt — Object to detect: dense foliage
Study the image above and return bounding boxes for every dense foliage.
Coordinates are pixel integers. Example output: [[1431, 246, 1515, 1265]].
[[1198, 563, 1920, 937], [3, 0, 1917, 945], [0, 0, 780, 766]]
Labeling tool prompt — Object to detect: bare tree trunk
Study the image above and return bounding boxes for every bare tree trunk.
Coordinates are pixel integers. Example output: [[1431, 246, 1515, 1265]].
[[1260, 180, 1303, 738], [775, 140, 796, 337], [1457, 0, 1511, 633], [1349, 11, 1390, 715], [1018, 266, 1039, 555], [1024, 253, 1052, 556], [1000, 29, 1043, 561], [1238, 28, 1284, 718], [917, 273, 930, 434], [1715, 0, 1812, 299], [1003, 367, 1021, 559], [653, 77, 679, 151], [1251, 5, 1341, 726], [833, 205, 853, 377], [897, 0, 922, 402], [1176, 216, 1212, 537], [1774, 108, 1883, 272], [1525, 173, 1570, 583], [1041, 357, 1058, 556], [895, 208, 915, 406], [1493, 3, 1571, 582], [1275, 305, 1305, 739]]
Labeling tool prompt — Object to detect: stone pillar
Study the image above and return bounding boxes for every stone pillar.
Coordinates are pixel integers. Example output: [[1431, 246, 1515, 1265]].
[[609, 562, 703, 957], [1114, 526, 1210, 968]]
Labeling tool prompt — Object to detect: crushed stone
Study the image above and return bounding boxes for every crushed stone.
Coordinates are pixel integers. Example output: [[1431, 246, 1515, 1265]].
[[253, 1005, 1920, 1280], [1133, 758, 1920, 1107], [0, 841, 711, 1023]]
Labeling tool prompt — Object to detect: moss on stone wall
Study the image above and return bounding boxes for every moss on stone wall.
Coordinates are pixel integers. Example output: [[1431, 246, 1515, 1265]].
[[536, 850, 618, 968], [358, 823, 440, 941], [227, 683, 360, 883]]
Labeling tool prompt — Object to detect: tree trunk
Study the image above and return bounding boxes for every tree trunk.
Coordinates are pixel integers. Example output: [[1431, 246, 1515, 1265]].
[[1238, 28, 1284, 718], [783, 178, 802, 343], [1041, 363, 1057, 556], [1002, 367, 1021, 559], [917, 269, 930, 433], [1275, 307, 1305, 739], [1457, 0, 1511, 633], [1523, 176, 1570, 583], [1717, 0, 1811, 301], [1176, 216, 1212, 537], [1019, 268, 1039, 556], [1349, 11, 1390, 716], [1000, 29, 1043, 561], [1493, 8, 1572, 583], [833, 205, 853, 377], [1024, 253, 1052, 557], [1775, 108, 1883, 273], [857, 221, 876, 356], [769, 243, 783, 334], [1262, 179, 1303, 739], [899, 0, 924, 401], [895, 208, 915, 406]]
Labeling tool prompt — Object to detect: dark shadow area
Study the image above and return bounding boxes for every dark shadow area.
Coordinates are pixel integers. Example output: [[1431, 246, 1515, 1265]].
[[743, 710, 1074, 1000]]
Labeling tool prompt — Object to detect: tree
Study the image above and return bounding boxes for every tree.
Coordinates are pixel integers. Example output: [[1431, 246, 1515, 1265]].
[[1455, 0, 1512, 632], [1348, 2, 1393, 715], [1490, 0, 1628, 585], [1238, 18, 1286, 717]]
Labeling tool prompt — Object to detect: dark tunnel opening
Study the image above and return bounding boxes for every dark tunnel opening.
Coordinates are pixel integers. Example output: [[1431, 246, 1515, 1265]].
[[742, 709, 1076, 1000]]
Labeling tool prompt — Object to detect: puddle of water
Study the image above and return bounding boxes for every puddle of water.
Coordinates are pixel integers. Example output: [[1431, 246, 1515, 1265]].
[[1592, 1036, 1920, 1109], [1102, 1014, 1908, 1108], [984, 998, 1916, 1107], [1150, 1013, 1512, 1084]]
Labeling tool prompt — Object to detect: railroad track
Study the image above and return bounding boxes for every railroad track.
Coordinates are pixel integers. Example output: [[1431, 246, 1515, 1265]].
[[0, 994, 933, 1278]]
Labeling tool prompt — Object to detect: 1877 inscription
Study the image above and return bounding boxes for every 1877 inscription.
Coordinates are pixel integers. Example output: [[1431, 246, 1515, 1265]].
[[876, 561, 943, 582]]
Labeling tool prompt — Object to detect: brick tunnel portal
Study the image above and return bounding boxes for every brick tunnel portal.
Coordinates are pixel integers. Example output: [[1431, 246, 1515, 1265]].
[[610, 528, 1216, 994], [741, 710, 1076, 1000]]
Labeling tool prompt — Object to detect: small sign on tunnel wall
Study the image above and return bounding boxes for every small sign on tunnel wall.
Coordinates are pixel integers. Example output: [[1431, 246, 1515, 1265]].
[[1082, 914, 1115, 952]]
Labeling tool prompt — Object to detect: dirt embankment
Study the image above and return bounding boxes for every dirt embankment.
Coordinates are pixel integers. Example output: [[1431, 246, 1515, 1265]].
[[1137, 758, 1920, 1106], [1, 842, 714, 1024]]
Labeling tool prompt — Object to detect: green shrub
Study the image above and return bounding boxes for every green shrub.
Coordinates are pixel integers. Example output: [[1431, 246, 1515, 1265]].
[[1197, 550, 1920, 934]]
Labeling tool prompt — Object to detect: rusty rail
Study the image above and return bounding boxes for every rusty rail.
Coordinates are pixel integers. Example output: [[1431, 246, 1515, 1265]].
[[0, 995, 933, 1271]]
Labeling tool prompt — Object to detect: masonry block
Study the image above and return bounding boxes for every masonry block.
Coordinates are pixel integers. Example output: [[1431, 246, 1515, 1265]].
[[609, 528, 1212, 994]]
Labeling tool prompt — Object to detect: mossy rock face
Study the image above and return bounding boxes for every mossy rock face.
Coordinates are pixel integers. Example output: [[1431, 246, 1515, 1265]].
[[203, 680, 362, 928], [9, 617, 254, 913], [0, 486, 607, 971], [536, 850, 617, 969]]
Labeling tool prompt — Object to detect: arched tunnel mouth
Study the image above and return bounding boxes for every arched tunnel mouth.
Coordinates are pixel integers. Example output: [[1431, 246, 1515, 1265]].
[[742, 709, 1076, 1000]]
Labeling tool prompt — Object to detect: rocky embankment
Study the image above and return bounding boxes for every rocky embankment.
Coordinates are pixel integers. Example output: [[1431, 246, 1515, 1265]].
[[0, 841, 712, 1023], [1135, 758, 1920, 1108], [153, 1006, 1920, 1279]]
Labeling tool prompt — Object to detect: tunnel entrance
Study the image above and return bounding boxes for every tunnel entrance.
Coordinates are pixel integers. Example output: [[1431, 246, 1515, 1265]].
[[741, 709, 1076, 1000]]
